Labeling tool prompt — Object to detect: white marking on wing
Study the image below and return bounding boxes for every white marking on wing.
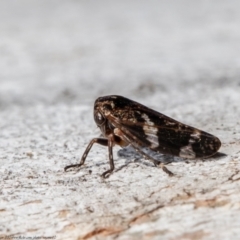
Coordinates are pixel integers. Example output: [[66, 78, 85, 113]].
[[142, 114, 159, 148], [179, 144, 196, 158]]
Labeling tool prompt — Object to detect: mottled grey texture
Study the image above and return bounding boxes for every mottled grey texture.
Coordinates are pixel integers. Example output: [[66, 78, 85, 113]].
[[1, 1, 240, 239]]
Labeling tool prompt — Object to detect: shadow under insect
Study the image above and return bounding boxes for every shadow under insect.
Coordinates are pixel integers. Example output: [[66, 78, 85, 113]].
[[118, 146, 227, 169], [118, 145, 186, 166]]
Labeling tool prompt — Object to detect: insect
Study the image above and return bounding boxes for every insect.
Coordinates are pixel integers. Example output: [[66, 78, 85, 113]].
[[64, 95, 221, 178]]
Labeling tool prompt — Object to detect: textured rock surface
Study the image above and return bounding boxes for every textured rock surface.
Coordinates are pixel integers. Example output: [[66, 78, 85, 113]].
[[1, 1, 240, 239]]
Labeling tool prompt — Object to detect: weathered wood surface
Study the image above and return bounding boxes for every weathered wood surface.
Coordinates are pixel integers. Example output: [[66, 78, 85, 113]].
[[1, 1, 240, 239]]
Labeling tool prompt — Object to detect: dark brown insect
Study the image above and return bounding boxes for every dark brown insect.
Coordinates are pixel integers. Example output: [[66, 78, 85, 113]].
[[64, 95, 221, 178]]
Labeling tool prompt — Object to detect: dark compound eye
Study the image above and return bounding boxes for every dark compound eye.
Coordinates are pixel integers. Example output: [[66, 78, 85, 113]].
[[94, 111, 105, 125]]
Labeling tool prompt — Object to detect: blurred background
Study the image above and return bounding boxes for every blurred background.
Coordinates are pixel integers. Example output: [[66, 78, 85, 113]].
[[0, 0, 240, 109]]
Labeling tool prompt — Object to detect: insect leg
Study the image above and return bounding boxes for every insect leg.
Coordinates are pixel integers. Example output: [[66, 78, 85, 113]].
[[101, 135, 115, 178], [114, 127, 173, 176], [64, 138, 108, 172], [130, 144, 174, 176]]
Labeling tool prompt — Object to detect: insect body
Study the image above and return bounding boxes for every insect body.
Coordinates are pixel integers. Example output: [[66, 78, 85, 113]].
[[64, 95, 221, 178]]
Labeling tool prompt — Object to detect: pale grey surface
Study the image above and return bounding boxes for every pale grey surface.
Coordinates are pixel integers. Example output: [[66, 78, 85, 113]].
[[1, 1, 240, 240]]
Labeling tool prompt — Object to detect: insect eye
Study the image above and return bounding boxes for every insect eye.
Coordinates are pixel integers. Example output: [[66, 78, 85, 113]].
[[94, 111, 105, 125]]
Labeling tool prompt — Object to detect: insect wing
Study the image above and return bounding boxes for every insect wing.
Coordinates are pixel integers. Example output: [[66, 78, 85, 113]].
[[106, 103, 221, 159]]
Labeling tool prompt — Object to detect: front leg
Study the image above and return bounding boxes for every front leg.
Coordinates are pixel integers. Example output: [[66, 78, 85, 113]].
[[101, 134, 115, 178], [64, 138, 108, 171]]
